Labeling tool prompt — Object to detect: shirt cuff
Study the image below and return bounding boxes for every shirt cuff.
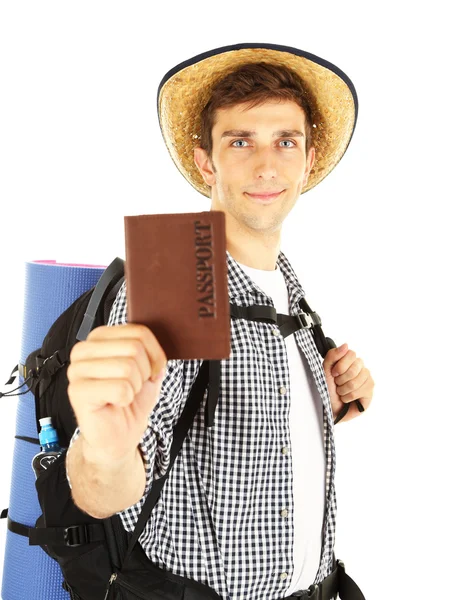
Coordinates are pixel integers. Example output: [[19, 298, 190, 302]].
[[65, 426, 81, 491], [136, 414, 172, 500]]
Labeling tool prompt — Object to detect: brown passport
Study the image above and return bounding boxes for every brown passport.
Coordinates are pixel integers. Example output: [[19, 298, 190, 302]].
[[124, 211, 230, 360]]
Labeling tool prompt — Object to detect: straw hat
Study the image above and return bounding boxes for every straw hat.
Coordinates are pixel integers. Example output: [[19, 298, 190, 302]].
[[157, 43, 358, 197]]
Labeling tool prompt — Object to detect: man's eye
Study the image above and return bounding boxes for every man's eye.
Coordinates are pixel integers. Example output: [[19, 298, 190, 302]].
[[279, 140, 296, 147], [231, 139, 249, 147]]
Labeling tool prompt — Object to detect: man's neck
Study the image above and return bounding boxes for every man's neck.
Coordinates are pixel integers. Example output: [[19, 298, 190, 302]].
[[209, 200, 281, 271], [226, 234, 280, 272]]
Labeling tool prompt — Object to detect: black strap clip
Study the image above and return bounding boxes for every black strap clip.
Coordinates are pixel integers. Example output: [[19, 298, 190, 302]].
[[295, 312, 316, 330], [64, 525, 89, 547]]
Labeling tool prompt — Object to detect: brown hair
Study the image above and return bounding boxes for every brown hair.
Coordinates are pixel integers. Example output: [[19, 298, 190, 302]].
[[199, 62, 314, 164]]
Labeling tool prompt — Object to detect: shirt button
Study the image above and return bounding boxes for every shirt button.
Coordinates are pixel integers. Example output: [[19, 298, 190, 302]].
[[280, 572, 288, 581], [272, 329, 280, 337], [281, 446, 289, 455], [279, 386, 287, 395], [280, 508, 289, 518]]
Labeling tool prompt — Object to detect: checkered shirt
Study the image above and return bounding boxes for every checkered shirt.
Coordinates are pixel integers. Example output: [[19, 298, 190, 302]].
[[67, 249, 337, 600]]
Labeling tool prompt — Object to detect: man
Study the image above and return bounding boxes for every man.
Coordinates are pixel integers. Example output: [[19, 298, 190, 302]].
[[67, 43, 374, 600]]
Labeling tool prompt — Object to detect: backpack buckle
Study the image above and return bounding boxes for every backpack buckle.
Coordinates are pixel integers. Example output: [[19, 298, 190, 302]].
[[295, 312, 314, 330], [64, 525, 88, 547]]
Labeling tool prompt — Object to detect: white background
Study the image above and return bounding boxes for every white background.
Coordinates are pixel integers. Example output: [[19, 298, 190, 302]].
[[0, 2, 458, 599]]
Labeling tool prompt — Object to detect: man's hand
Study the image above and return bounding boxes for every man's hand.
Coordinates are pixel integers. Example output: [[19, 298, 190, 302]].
[[322, 343, 374, 424]]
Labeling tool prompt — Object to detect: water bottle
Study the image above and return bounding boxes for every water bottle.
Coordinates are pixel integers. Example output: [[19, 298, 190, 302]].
[[31, 417, 63, 479]]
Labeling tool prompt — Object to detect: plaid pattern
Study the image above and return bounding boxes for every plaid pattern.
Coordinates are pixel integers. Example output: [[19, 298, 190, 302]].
[[67, 249, 337, 600]]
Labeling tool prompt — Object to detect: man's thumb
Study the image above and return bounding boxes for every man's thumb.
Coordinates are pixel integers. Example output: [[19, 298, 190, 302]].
[[150, 367, 166, 383], [323, 342, 348, 373]]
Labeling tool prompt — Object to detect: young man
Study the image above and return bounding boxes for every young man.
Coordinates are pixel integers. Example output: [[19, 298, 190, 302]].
[[67, 43, 374, 600]]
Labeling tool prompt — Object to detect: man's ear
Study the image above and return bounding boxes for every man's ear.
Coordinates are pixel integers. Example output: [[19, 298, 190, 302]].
[[194, 147, 216, 186], [303, 146, 316, 186]]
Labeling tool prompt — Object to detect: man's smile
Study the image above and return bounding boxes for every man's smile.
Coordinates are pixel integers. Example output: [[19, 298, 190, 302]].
[[244, 190, 285, 204]]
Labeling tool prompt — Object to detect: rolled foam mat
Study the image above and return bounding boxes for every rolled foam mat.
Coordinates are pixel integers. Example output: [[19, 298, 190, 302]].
[[2, 260, 106, 600]]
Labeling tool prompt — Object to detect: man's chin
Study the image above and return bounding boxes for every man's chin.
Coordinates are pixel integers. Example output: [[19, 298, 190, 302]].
[[239, 212, 284, 233]]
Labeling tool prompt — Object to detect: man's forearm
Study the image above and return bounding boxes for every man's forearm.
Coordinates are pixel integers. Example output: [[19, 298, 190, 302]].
[[66, 433, 146, 519]]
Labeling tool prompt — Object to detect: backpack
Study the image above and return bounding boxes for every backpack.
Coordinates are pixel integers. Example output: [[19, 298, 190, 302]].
[[1, 256, 355, 599]]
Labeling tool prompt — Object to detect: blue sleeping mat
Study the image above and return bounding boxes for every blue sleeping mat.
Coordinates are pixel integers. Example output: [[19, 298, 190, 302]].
[[1, 260, 106, 600]]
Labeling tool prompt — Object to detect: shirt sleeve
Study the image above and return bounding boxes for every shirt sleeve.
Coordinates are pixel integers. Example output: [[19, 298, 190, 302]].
[[65, 426, 81, 490], [131, 357, 185, 504]]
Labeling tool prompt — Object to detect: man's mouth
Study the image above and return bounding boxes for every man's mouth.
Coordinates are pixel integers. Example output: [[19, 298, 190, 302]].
[[245, 190, 284, 204]]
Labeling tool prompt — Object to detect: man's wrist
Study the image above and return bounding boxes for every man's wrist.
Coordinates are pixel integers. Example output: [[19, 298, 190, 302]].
[[79, 432, 139, 472]]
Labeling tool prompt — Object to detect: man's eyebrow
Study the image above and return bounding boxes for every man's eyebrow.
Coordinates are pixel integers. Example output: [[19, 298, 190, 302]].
[[221, 129, 305, 139]]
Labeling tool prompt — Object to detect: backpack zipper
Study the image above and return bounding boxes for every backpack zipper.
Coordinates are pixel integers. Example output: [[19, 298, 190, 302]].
[[103, 573, 118, 600], [104, 571, 155, 600]]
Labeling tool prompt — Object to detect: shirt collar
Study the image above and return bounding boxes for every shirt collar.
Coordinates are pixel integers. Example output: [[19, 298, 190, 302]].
[[226, 249, 306, 315]]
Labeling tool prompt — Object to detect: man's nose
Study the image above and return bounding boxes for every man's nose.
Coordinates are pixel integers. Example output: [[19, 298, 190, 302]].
[[253, 147, 278, 180]]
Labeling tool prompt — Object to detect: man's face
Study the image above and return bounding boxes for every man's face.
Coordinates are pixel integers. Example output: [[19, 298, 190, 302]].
[[194, 99, 315, 235]]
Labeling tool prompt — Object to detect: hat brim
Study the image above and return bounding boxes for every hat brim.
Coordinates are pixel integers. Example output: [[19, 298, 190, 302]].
[[157, 42, 358, 198]]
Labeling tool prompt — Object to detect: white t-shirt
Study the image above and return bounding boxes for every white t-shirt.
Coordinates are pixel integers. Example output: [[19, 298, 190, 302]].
[[236, 259, 326, 593]]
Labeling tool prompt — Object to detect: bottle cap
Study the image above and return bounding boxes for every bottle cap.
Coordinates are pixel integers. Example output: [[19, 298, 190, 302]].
[[38, 417, 59, 446]]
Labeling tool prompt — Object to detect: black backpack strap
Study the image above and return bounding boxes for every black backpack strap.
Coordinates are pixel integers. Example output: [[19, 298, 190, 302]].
[[4, 364, 19, 386], [202, 303, 278, 430], [205, 301, 313, 430], [298, 297, 330, 358], [1, 351, 41, 399], [14, 435, 39, 445], [62, 578, 84, 600], [229, 303, 277, 322], [205, 360, 220, 428], [277, 310, 322, 339], [103, 276, 125, 325], [76, 257, 125, 342], [229, 300, 320, 340], [28, 522, 106, 547], [3, 507, 105, 547], [298, 297, 365, 424], [103, 514, 129, 569], [31, 349, 71, 403], [229, 298, 363, 425], [336, 559, 366, 600], [4, 513, 29, 538], [121, 359, 211, 569]]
